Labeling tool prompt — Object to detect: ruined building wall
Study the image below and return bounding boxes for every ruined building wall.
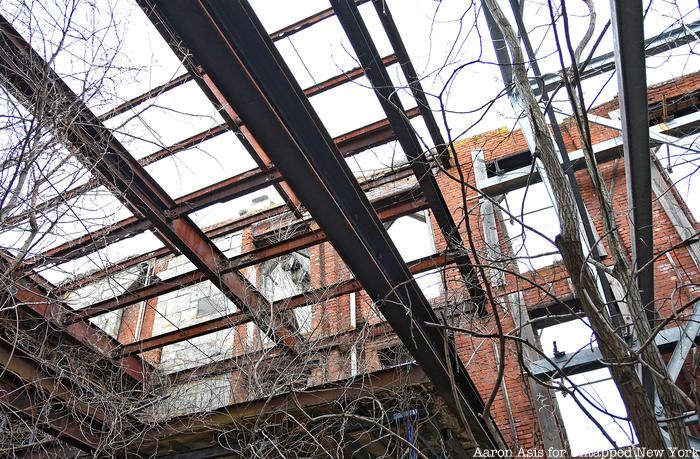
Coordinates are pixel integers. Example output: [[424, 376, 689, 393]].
[[112, 72, 700, 450]]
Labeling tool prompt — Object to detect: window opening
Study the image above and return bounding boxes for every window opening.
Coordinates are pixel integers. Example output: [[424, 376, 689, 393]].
[[486, 149, 533, 178], [377, 343, 414, 369], [248, 249, 313, 347], [196, 296, 221, 319], [386, 210, 442, 298], [260, 250, 312, 333], [501, 181, 561, 272]]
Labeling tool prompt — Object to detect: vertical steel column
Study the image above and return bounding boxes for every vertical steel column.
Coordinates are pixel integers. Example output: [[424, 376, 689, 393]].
[[609, 0, 656, 398], [609, 0, 654, 321]]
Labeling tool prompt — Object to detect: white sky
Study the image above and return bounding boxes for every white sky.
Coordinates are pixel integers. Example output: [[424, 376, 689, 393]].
[[2, 0, 698, 265]]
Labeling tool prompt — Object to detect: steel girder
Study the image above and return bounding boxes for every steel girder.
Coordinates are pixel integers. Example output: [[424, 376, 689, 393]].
[[64, 187, 429, 323], [609, 0, 656, 399], [0, 336, 110, 452], [0, 257, 151, 382], [609, 0, 655, 324], [369, 0, 451, 169], [57, 165, 417, 294], [24, 107, 421, 269], [330, 0, 487, 312], [142, 0, 502, 447], [0, 15, 304, 353]]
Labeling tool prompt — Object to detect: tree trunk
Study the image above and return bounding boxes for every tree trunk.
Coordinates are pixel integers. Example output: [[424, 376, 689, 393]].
[[481, 0, 675, 453]]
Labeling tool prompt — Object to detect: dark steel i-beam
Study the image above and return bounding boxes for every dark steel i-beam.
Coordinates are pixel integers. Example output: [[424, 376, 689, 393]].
[[370, 0, 451, 169], [330, 0, 486, 311], [0, 15, 303, 353], [609, 0, 656, 398], [142, 0, 502, 447]]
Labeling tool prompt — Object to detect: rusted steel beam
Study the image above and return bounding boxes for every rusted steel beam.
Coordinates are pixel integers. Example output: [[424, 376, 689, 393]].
[[164, 251, 453, 384], [270, 0, 371, 41], [136, 364, 425, 455], [0, 16, 303, 353], [98, 73, 193, 121], [0, 336, 109, 425], [336, 106, 420, 155], [139, 123, 231, 167], [64, 189, 427, 325], [57, 165, 416, 294], [98, 1, 371, 124], [304, 53, 398, 98], [0, 375, 101, 452], [118, 246, 446, 360], [3, 269, 150, 382], [197, 73, 304, 218], [25, 107, 420, 269], [332, 0, 486, 312]]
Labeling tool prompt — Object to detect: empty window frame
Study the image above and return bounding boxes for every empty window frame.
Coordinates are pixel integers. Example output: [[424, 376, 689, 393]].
[[260, 250, 312, 333], [386, 210, 442, 299], [247, 250, 313, 347], [196, 296, 221, 318], [377, 343, 414, 369], [656, 144, 700, 220], [500, 181, 561, 272]]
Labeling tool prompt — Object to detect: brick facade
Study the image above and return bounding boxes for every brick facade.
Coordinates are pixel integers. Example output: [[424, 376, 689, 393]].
[[115, 72, 700, 452]]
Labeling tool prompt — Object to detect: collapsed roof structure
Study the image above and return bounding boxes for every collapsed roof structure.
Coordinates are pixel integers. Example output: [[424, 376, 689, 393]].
[[0, 0, 698, 457]]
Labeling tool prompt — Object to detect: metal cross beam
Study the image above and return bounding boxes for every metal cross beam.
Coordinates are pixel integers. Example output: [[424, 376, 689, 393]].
[[0, 15, 304, 353], [56, 165, 417, 295], [64, 187, 428, 324], [142, 0, 502, 447], [532, 19, 700, 96], [24, 107, 421, 269]]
